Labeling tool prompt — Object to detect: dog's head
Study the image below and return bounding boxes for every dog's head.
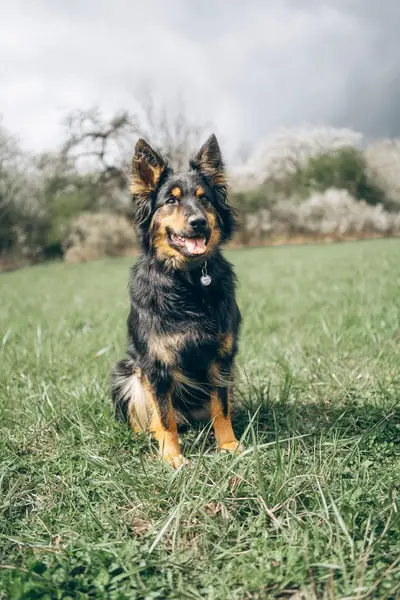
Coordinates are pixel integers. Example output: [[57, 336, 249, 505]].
[[130, 134, 237, 269]]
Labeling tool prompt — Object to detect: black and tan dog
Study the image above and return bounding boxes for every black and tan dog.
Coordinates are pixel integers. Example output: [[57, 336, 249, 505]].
[[111, 134, 243, 467]]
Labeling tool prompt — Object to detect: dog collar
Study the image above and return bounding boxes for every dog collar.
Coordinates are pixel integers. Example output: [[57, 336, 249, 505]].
[[200, 261, 212, 286]]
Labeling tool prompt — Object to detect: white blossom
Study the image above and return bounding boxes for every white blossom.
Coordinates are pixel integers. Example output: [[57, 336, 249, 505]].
[[232, 125, 363, 190]]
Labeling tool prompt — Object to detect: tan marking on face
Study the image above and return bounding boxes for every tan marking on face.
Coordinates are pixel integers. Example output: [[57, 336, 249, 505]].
[[195, 186, 205, 198], [218, 333, 234, 357], [171, 186, 182, 198], [148, 332, 187, 365], [151, 205, 188, 268], [151, 202, 221, 268], [203, 209, 221, 257]]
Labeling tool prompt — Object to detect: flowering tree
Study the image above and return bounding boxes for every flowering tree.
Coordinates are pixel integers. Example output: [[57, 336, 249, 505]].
[[365, 139, 400, 209], [232, 125, 363, 190]]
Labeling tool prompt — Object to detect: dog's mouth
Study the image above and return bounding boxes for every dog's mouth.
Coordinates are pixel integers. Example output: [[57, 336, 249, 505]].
[[169, 232, 208, 256]]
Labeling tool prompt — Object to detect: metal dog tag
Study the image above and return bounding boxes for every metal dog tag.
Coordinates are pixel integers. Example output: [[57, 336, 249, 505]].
[[200, 274, 212, 286], [200, 261, 212, 286]]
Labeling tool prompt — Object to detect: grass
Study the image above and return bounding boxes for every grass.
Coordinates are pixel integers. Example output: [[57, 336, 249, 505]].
[[0, 239, 399, 599]]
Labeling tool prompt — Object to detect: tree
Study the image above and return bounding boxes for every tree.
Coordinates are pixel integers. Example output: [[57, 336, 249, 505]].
[[0, 120, 45, 258], [365, 139, 400, 210], [232, 125, 363, 191], [133, 92, 209, 171], [61, 94, 210, 204], [294, 147, 385, 205], [61, 108, 135, 193]]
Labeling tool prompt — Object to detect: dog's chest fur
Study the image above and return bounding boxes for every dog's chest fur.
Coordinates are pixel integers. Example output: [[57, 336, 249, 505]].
[[127, 253, 240, 385]]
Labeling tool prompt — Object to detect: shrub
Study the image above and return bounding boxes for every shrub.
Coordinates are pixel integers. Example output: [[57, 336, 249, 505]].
[[364, 139, 400, 210], [232, 125, 363, 190], [230, 184, 280, 216], [33, 152, 130, 258], [241, 188, 400, 244], [230, 127, 379, 216], [0, 122, 48, 263], [62, 213, 137, 263], [293, 147, 385, 205], [296, 188, 396, 235]]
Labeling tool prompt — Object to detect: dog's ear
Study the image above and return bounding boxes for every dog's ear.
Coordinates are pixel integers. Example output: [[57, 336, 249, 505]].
[[190, 134, 226, 190], [130, 139, 167, 226], [191, 134, 237, 241]]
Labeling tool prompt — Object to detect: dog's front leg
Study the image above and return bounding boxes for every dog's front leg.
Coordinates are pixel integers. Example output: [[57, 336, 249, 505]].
[[150, 399, 185, 469], [144, 375, 185, 469], [210, 388, 243, 454]]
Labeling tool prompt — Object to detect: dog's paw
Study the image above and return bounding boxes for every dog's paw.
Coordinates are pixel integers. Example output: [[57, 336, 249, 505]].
[[162, 453, 188, 469], [219, 441, 244, 454]]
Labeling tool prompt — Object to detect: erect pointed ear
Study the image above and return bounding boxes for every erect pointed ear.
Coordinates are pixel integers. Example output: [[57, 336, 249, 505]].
[[130, 138, 167, 200], [130, 139, 168, 228], [190, 134, 227, 189], [191, 134, 237, 241]]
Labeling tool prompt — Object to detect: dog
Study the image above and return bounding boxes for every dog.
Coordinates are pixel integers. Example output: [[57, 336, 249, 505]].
[[111, 134, 243, 468]]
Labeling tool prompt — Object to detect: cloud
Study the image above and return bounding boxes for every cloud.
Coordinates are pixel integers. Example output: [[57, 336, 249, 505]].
[[1, 0, 399, 160]]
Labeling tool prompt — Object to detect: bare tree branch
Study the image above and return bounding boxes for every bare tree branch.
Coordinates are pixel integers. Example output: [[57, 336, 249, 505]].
[[61, 95, 210, 194]]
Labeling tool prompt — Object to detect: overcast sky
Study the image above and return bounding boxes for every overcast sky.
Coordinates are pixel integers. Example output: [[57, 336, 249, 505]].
[[1, 0, 399, 160]]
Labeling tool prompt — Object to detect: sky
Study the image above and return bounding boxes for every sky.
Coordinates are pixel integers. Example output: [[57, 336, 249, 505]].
[[1, 0, 400, 160]]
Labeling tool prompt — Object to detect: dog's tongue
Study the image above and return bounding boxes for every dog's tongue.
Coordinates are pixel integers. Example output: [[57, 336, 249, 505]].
[[184, 237, 206, 255]]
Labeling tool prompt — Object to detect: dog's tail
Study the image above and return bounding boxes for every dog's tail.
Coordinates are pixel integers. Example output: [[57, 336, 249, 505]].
[[111, 358, 150, 431]]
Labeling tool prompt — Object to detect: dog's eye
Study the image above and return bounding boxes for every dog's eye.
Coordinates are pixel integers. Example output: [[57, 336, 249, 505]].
[[166, 197, 178, 205]]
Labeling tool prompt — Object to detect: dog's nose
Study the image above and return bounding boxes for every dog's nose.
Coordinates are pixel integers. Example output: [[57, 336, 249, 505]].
[[188, 214, 207, 230]]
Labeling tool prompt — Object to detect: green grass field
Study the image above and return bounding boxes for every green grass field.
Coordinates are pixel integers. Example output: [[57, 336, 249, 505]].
[[1, 239, 399, 599]]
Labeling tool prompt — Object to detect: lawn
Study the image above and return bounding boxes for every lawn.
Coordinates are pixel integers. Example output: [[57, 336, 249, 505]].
[[0, 239, 399, 599]]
